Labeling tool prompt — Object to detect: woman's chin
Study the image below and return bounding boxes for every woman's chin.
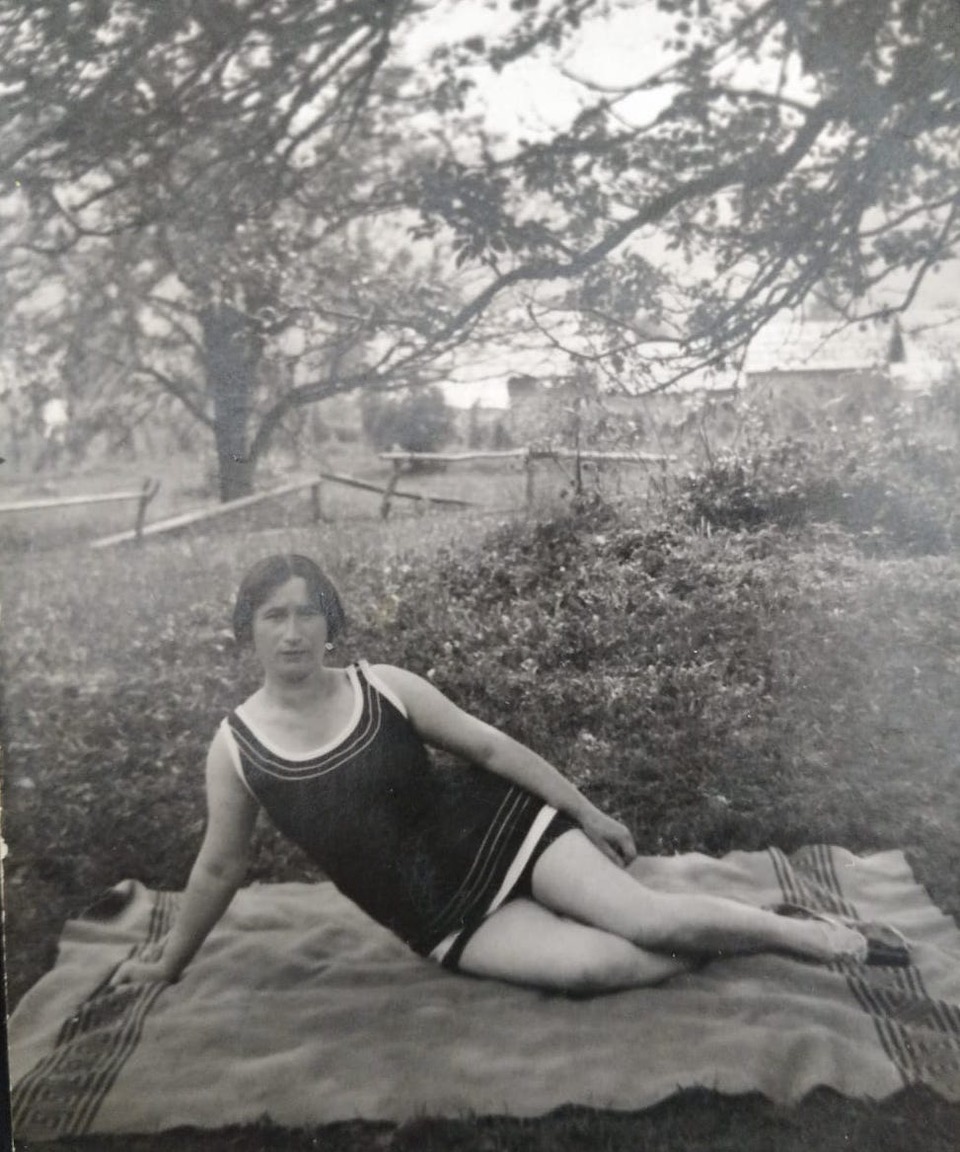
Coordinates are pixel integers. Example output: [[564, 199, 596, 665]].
[[274, 659, 315, 682]]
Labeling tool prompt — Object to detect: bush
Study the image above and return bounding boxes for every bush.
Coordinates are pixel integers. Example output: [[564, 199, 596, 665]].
[[366, 500, 813, 853], [360, 494, 960, 894], [678, 414, 959, 556], [360, 384, 455, 454]]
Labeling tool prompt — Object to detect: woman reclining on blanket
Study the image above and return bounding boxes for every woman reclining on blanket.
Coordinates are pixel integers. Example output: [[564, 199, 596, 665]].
[[112, 553, 877, 995]]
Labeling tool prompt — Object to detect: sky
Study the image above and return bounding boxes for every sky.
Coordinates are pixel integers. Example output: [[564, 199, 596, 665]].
[[405, 1, 677, 145]]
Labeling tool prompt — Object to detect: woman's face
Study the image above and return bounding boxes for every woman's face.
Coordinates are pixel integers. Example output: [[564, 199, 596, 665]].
[[251, 576, 329, 682]]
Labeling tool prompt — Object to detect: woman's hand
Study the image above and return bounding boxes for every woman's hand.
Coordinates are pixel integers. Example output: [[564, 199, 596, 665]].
[[581, 810, 637, 868], [110, 953, 177, 988]]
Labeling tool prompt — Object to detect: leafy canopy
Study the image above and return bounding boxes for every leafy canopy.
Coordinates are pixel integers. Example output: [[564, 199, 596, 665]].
[[1, 0, 958, 471], [408, 0, 960, 385]]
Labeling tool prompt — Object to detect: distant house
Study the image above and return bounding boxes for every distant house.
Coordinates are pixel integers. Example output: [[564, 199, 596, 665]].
[[739, 311, 960, 431], [744, 316, 893, 413]]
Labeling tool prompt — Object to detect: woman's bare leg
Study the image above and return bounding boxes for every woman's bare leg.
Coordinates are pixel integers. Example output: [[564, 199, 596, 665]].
[[456, 897, 697, 994], [530, 831, 867, 963]]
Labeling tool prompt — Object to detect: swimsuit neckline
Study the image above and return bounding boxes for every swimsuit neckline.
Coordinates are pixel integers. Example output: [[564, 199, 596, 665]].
[[233, 663, 363, 762]]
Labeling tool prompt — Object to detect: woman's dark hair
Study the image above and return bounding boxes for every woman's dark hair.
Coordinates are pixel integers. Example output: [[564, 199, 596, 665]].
[[233, 554, 346, 646]]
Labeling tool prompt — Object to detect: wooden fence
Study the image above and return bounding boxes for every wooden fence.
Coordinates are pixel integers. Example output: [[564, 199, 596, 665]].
[[90, 470, 474, 549], [379, 447, 672, 507], [0, 479, 161, 543], [6, 447, 671, 550]]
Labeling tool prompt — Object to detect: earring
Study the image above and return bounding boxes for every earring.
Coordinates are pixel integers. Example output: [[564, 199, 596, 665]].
[[324, 642, 335, 652]]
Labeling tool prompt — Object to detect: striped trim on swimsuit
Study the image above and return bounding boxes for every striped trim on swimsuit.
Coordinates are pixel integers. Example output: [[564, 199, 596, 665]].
[[228, 665, 380, 782], [430, 803, 558, 966]]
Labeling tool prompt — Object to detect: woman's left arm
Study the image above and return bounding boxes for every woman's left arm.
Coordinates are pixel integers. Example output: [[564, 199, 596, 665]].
[[373, 665, 636, 867]]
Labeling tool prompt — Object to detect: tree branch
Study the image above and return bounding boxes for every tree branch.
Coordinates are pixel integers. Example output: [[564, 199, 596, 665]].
[[135, 364, 213, 428], [434, 100, 835, 345]]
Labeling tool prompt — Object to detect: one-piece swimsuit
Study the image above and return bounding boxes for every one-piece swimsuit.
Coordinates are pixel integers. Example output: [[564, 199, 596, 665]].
[[220, 661, 573, 966]]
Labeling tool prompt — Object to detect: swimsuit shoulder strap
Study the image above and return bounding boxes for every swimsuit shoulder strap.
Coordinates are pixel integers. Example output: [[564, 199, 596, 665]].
[[356, 659, 409, 718]]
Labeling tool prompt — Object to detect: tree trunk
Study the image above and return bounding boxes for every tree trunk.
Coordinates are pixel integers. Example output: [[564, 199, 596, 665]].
[[201, 303, 261, 502]]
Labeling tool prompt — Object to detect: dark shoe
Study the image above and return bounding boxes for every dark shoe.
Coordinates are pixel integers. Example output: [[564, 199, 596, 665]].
[[767, 902, 911, 967]]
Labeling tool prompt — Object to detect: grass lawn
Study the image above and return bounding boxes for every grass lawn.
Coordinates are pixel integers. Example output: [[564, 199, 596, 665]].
[[3, 455, 960, 1150]]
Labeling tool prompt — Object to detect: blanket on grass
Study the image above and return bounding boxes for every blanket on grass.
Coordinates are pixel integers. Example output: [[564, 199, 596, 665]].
[[9, 846, 960, 1139]]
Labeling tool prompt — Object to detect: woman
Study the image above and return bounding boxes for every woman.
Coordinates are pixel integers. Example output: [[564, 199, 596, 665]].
[[113, 553, 875, 995]]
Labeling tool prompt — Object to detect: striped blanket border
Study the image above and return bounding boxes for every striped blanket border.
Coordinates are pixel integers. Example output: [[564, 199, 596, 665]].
[[770, 845, 960, 1096], [11, 889, 177, 1138]]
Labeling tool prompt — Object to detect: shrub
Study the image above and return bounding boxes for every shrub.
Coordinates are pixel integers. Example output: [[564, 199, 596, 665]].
[[360, 384, 455, 455], [365, 501, 813, 853], [678, 415, 959, 556]]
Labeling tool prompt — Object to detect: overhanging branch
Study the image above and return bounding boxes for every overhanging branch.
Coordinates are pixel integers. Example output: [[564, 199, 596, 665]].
[[434, 101, 835, 347]]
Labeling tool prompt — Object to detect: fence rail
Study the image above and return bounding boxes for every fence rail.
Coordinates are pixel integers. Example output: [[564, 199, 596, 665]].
[[379, 449, 530, 464], [379, 446, 673, 507], [90, 470, 475, 548], [0, 479, 160, 542], [379, 448, 670, 465], [91, 478, 314, 549]]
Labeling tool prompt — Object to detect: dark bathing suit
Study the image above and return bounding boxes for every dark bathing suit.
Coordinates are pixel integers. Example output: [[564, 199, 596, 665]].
[[222, 661, 577, 969]]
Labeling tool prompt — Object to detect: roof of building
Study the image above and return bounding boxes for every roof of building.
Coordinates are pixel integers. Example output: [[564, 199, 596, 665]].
[[743, 317, 892, 374], [743, 310, 959, 388]]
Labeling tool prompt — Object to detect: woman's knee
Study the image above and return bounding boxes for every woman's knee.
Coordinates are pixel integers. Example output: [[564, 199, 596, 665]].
[[531, 836, 683, 949]]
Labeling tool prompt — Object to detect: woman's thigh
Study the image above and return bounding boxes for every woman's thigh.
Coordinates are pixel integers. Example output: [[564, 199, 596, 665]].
[[455, 897, 690, 994], [529, 829, 675, 944]]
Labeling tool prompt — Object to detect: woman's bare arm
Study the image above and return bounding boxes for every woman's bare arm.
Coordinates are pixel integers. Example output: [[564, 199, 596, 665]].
[[373, 664, 636, 866], [112, 729, 260, 984]]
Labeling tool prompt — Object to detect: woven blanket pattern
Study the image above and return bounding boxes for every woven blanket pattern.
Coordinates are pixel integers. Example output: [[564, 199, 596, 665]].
[[9, 846, 960, 1138], [772, 845, 960, 1093]]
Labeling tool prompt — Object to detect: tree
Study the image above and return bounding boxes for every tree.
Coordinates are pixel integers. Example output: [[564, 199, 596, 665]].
[[0, 0, 434, 499], [466, 400, 485, 450], [14, 198, 460, 498], [2, 1, 958, 496], [0, 2, 409, 239], [405, 0, 960, 388], [360, 383, 455, 454]]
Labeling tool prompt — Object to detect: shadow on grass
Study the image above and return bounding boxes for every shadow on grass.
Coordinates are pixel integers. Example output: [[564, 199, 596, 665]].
[[10, 1087, 958, 1152]]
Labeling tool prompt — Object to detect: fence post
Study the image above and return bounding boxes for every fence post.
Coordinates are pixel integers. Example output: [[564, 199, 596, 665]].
[[134, 479, 160, 543], [380, 460, 401, 520], [524, 448, 535, 509]]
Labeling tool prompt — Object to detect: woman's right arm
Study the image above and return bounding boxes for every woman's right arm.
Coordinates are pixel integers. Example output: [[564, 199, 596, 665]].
[[111, 729, 259, 985]]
